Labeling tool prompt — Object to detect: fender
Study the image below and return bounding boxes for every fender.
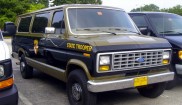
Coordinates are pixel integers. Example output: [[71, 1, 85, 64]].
[[18, 48, 25, 56], [18, 48, 28, 57], [66, 59, 93, 80]]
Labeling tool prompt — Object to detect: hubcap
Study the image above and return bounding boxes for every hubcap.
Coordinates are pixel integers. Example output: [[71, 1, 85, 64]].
[[72, 83, 82, 101], [20, 62, 25, 72]]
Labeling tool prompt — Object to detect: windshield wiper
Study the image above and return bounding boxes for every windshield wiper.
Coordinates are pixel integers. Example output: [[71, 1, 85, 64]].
[[160, 30, 182, 34], [109, 27, 140, 35], [101, 30, 117, 35], [125, 30, 140, 34], [76, 28, 139, 35], [76, 28, 99, 31], [160, 30, 176, 33], [109, 27, 128, 31], [76, 28, 117, 35]]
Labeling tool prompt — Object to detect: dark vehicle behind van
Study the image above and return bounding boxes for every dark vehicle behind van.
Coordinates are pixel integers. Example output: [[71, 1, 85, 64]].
[[129, 12, 182, 89]]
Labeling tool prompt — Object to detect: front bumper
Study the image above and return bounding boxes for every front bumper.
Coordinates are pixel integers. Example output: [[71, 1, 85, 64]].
[[0, 85, 18, 105], [87, 72, 174, 92]]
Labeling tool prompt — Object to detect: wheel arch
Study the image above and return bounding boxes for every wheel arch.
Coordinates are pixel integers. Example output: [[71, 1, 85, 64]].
[[66, 59, 93, 81], [18, 48, 26, 59]]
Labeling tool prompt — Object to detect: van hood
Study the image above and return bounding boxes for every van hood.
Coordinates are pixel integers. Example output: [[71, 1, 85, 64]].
[[165, 36, 182, 48], [0, 41, 10, 61], [72, 34, 171, 52]]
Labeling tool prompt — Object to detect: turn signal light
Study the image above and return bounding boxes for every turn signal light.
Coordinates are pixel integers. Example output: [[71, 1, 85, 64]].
[[179, 51, 182, 59], [162, 59, 169, 64], [0, 78, 13, 89], [83, 53, 90, 57], [99, 65, 110, 71]]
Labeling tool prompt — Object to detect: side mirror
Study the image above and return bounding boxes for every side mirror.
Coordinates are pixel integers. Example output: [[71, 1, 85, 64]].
[[138, 26, 150, 35], [3, 22, 16, 36], [45, 27, 55, 34]]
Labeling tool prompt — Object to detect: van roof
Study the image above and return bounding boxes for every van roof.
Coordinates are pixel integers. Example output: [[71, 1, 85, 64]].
[[128, 12, 179, 16], [19, 4, 124, 16]]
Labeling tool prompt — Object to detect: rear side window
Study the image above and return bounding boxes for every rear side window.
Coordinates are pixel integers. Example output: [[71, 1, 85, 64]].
[[131, 15, 148, 27], [32, 13, 49, 33], [52, 11, 65, 34], [18, 16, 32, 32]]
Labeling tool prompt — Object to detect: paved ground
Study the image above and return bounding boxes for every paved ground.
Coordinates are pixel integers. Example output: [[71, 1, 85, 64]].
[[4, 38, 182, 105]]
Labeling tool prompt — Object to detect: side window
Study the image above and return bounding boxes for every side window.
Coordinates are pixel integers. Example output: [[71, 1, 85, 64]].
[[18, 16, 32, 32], [32, 13, 49, 33], [131, 15, 148, 27], [131, 15, 156, 36], [52, 11, 65, 34]]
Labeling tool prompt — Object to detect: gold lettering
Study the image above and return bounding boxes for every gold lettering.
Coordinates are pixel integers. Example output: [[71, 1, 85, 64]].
[[67, 43, 75, 49], [67, 43, 92, 51]]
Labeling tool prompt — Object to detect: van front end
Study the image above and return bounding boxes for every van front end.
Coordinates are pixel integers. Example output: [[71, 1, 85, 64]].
[[87, 48, 174, 93]]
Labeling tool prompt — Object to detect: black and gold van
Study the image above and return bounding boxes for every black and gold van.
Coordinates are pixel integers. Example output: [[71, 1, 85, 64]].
[[7, 4, 174, 105]]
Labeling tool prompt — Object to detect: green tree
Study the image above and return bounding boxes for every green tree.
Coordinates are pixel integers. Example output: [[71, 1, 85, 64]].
[[131, 4, 160, 12], [0, 0, 45, 28], [30, 0, 48, 6], [30, 0, 102, 7], [161, 5, 182, 15], [0, 0, 30, 28], [26, 3, 45, 13], [54, 0, 102, 6]]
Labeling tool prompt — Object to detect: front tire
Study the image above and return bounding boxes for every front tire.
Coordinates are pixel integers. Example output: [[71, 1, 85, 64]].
[[137, 82, 166, 98], [20, 55, 33, 79], [67, 70, 97, 105]]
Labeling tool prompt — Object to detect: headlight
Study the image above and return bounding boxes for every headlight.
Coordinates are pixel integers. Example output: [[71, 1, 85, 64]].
[[162, 51, 170, 64], [100, 56, 110, 65], [178, 50, 182, 59], [99, 55, 111, 72], [163, 51, 170, 59], [0, 65, 4, 77]]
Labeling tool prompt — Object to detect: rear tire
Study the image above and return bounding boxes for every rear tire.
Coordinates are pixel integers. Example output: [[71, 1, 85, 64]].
[[20, 55, 33, 79], [67, 70, 97, 105], [137, 82, 166, 98]]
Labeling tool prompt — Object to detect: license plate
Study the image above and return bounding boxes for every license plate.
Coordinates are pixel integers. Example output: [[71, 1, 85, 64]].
[[134, 76, 148, 87]]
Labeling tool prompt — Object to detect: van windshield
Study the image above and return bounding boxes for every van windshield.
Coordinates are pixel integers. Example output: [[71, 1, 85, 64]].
[[67, 8, 138, 35], [149, 14, 182, 35]]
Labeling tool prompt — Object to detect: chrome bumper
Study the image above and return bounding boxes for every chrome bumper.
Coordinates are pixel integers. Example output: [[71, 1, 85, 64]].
[[87, 72, 174, 93]]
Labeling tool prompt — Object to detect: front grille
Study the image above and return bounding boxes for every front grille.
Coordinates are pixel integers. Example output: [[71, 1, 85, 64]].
[[112, 50, 167, 71]]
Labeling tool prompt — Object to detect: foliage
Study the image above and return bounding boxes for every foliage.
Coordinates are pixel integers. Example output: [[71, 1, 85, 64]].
[[26, 3, 45, 13], [53, 0, 102, 6], [30, 0, 102, 7], [131, 4, 182, 16], [161, 5, 182, 16], [131, 4, 160, 12], [0, 0, 45, 28], [0, 0, 30, 28]]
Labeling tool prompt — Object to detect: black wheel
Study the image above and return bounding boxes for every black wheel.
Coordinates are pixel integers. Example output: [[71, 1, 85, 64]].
[[166, 74, 177, 90], [20, 55, 33, 79], [67, 70, 97, 105], [137, 82, 166, 98]]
